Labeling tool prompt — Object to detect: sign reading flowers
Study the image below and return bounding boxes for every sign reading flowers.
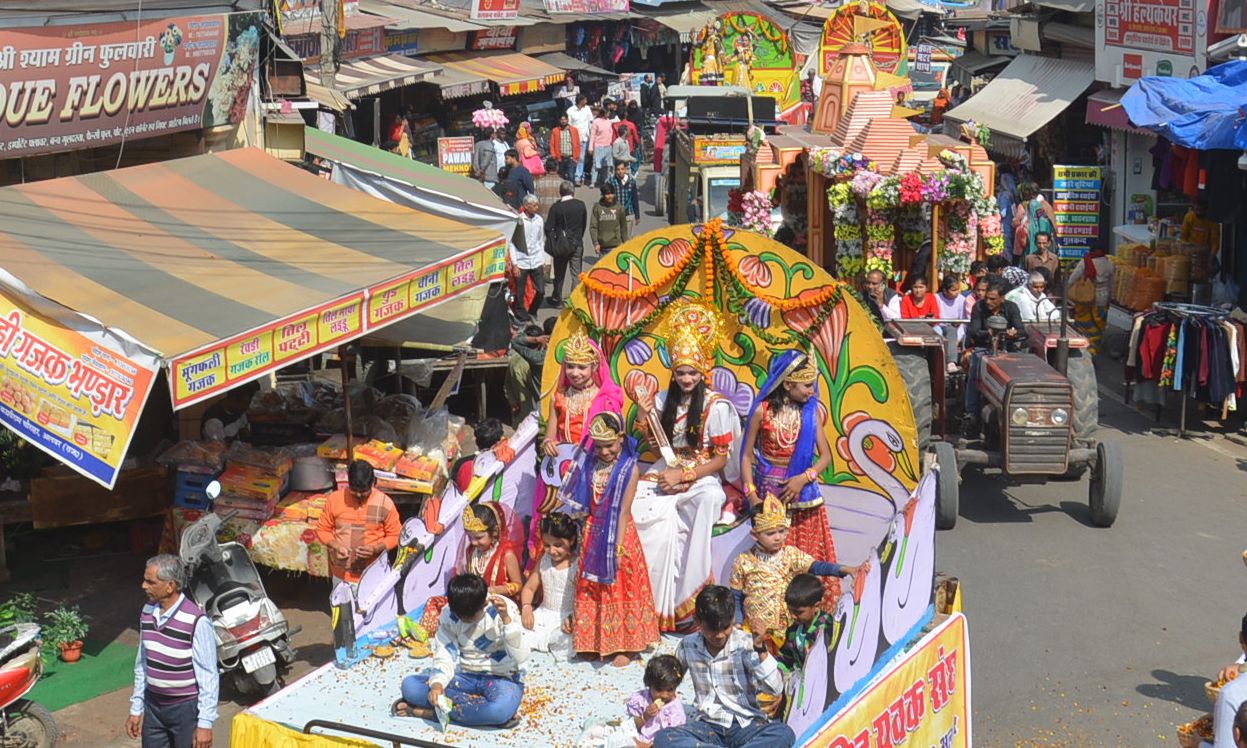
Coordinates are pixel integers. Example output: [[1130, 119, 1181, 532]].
[[810, 148, 1004, 279]]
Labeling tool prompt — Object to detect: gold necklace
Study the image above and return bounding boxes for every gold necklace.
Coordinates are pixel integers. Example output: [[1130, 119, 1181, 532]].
[[562, 384, 596, 441], [772, 404, 800, 451]]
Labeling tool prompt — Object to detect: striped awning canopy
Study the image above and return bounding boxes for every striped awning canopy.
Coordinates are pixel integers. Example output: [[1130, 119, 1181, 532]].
[[308, 55, 442, 100], [0, 148, 505, 409], [425, 51, 565, 97], [430, 66, 491, 100]]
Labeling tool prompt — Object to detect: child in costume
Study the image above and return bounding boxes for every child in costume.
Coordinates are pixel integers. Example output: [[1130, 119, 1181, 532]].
[[561, 412, 660, 667], [420, 502, 524, 634], [519, 512, 579, 658], [628, 301, 741, 631], [533, 331, 623, 561], [776, 573, 836, 674], [397, 573, 527, 727], [577, 654, 687, 747], [729, 495, 863, 642], [740, 350, 841, 609]]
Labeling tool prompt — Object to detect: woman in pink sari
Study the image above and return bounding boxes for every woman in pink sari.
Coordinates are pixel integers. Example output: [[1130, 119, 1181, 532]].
[[515, 122, 545, 176], [529, 332, 622, 562]]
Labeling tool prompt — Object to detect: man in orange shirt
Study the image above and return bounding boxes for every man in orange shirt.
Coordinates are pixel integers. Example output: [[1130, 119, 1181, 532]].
[[316, 460, 401, 590]]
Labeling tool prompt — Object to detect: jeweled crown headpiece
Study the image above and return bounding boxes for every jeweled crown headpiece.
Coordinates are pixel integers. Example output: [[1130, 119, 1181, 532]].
[[664, 299, 721, 374], [562, 332, 598, 367], [784, 355, 818, 385], [588, 412, 624, 443], [462, 505, 488, 533], [752, 494, 790, 533]]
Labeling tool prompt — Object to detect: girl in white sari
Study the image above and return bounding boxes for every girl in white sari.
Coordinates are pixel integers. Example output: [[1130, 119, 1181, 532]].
[[627, 305, 741, 631]]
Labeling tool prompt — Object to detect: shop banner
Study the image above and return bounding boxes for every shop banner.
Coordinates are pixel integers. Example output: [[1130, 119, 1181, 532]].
[[437, 136, 474, 176], [1052, 165, 1102, 260], [0, 12, 264, 159], [0, 289, 159, 490], [274, 0, 360, 32], [168, 240, 507, 409], [471, 0, 520, 21], [468, 27, 518, 51], [386, 29, 421, 57], [801, 614, 971, 748], [544, 0, 631, 12], [1103, 0, 1196, 55]]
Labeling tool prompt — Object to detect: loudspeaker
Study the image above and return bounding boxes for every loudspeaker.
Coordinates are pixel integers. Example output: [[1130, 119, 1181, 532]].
[[686, 95, 776, 122]]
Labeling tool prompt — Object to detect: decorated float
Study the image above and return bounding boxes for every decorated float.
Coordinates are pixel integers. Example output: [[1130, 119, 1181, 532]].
[[231, 225, 969, 747], [689, 13, 802, 123]]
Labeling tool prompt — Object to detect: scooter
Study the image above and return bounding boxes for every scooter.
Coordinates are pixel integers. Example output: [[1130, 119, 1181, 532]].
[[0, 623, 57, 747], [179, 481, 298, 697]]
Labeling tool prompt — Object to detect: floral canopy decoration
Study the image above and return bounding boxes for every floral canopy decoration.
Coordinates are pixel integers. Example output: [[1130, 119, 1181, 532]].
[[809, 147, 1004, 278]]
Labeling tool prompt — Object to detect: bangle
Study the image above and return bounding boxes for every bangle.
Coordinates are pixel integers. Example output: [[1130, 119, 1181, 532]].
[[805, 469, 818, 484], [682, 467, 697, 484], [744, 483, 756, 496]]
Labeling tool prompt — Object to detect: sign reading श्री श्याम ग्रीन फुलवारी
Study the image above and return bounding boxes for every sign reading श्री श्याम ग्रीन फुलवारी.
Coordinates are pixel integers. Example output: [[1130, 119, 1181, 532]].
[[0, 11, 265, 158]]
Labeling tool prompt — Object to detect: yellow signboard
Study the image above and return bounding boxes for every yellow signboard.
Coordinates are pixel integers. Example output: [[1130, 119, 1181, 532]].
[[0, 290, 159, 489], [803, 613, 970, 748]]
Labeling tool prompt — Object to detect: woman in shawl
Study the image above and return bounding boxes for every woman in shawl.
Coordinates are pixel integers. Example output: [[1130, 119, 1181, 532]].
[[739, 350, 840, 609], [561, 412, 659, 667], [531, 332, 623, 562], [1019, 182, 1056, 258], [515, 122, 545, 176], [419, 501, 525, 635]]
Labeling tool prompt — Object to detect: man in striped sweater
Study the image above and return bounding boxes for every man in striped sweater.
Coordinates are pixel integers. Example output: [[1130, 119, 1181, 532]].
[[126, 554, 218, 748]]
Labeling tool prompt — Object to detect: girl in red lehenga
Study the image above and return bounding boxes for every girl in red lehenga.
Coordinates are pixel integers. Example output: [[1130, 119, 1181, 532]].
[[530, 332, 623, 562], [560, 412, 659, 667], [420, 502, 524, 634], [740, 350, 840, 610]]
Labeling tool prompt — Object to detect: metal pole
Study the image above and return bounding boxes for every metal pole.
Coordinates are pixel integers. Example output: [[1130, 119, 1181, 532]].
[[340, 344, 354, 461], [1054, 274, 1070, 376]]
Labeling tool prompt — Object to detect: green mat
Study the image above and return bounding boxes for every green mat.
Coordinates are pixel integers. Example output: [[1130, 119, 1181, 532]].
[[27, 639, 139, 712]]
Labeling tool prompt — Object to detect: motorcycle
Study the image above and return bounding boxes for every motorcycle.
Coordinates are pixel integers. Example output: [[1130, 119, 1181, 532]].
[[179, 481, 298, 697], [0, 623, 57, 747]]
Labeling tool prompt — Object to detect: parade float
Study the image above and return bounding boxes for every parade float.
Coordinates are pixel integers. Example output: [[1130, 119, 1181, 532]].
[[689, 12, 802, 123], [231, 224, 969, 748]]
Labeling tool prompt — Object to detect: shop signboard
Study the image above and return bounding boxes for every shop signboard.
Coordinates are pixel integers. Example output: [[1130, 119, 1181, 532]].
[[1217, 0, 1247, 33], [0, 289, 160, 490], [437, 136, 474, 176], [914, 44, 932, 73], [986, 29, 1019, 55], [0, 12, 264, 159], [1094, 0, 1207, 83], [285, 25, 386, 62], [168, 240, 507, 409], [1052, 165, 1102, 260], [799, 614, 971, 748], [471, 0, 520, 21], [543, 0, 631, 12], [386, 29, 420, 56], [692, 136, 747, 165], [275, 0, 360, 32], [468, 27, 518, 51]]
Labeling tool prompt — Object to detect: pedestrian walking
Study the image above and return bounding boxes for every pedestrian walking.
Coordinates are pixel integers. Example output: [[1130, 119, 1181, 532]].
[[535, 157, 563, 220], [504, 149, 535, 198], [589, 107, 615, 188], [607, 161, 641, 225], [611, 124, 635, 167], [511, 194, 547, 319], [590, 184, 629, 257], [568, 95, 594, 185], [515, 122, 545, 176], [472, 127, 500, 188], [553, 74, 580, 111], [545, 180, 588, 306], [549, 113, 581, 183], [126, 554, 218, 748]]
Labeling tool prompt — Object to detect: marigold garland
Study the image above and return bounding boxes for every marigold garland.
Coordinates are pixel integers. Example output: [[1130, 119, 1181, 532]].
[[577, 239, 695, 300], [571, 242, 702, 339], [721, 248, 838, 311], [713, 245, 841, 347]]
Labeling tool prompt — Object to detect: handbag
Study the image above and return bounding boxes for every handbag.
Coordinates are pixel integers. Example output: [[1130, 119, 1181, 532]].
[[548, 216, 578, 259], [1068, 277, 1096, 305], [522, 152, 545, 176]]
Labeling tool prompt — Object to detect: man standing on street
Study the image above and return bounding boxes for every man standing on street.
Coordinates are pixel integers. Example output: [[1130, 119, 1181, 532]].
[[1024, 231, 1060, 281], [545, 180, 587, 307], [503, 149, 535, 199], [608, 160, 641, 227], [590, 183, 629, 257], [472, 128, 500, 188], [549, 113, 581, 183], [509, 194, 547, 319], [568, 95, 594, 186], [127, 554, 218, 748], [316, 460, 400, 590], [589, 106, 615, 188]]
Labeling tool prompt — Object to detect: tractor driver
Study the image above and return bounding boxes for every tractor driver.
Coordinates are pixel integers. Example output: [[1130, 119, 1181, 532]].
[[963, 277, 1026, 433]]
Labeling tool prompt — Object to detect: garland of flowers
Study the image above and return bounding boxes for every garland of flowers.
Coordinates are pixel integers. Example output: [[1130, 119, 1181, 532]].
[[827, 182, 864, 278], [572, 242, 702, 338], [703, 218, 721, 297], [578, 240, 696, 300], [720, 248, 839, 312], [942, 201, 977, 275], [714, 244, 842, 347], [726, 14, 786, 51]]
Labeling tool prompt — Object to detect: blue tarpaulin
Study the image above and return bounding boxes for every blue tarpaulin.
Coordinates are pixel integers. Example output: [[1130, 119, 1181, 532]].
[[1121, 60, 1247, 150]]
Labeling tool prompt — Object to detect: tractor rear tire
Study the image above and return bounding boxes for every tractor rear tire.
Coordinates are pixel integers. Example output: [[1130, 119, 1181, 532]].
[[1088, 440, 1122, 527], [933, 441, 959, 530], [890, 345, 933, 455]]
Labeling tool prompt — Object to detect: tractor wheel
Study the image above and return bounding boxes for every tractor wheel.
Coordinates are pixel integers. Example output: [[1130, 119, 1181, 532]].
[[933, 441, 959, 530], [1088, 441, 1122, 527], [1065, 349, 1100, 444], [890, 345, 932, 455]]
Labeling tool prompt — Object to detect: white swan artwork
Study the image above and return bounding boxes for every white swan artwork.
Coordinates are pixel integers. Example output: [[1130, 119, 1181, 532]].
[[880, 470, 937, 646], [831, 545, 883, 696], [824, 417, 917, 564]]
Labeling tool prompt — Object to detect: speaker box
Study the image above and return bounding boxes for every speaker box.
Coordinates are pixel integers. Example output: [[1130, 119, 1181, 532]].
[[686, 95, 777, 122]]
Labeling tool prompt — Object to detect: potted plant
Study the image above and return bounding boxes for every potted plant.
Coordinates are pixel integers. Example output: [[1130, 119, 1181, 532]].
[[43, 606, 88, 663]]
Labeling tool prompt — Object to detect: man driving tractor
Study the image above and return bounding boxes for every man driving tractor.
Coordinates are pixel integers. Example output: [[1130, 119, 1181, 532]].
[[964, 277, 1026, 433]]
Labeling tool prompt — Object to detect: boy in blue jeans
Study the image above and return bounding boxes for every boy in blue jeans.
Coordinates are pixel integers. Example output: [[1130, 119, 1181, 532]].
[[396, 573, 527, 726]]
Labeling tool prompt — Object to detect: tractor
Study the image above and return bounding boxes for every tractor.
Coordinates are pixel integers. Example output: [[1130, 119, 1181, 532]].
[[887, 316, 1122, 530]]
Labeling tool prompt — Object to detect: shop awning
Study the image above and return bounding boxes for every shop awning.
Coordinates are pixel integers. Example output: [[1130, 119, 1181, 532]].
[[303, 126, 517, 239], [536, 52, 615, 78], [1085, 88, 1153, 136], [305, 80, 355, 111], [642, 7, 718, 41], [0, 148, 506, 411], [359, 0, 487, 31], [308, 55, 442, 100], [946, 51, 1009, 88], [944, 54, 1094, 158], [430, 66, 492, 100], [426, 51, 565, 96]]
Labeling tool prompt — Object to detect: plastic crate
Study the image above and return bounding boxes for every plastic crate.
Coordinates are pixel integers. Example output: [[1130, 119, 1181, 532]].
[[173, 470, 218, 510]]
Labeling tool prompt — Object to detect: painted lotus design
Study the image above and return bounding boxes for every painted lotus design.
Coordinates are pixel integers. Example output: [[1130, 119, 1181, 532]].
[[782, 291, 848, 377]]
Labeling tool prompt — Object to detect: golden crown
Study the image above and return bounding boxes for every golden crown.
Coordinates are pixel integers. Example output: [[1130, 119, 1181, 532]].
[[462, 505, 488, 534], [664, 299, 721, 373], [562, 332, 598, 367], [588, 412, 624, 443], [752, 494, 790, 533], [784, 358, 818, 385]]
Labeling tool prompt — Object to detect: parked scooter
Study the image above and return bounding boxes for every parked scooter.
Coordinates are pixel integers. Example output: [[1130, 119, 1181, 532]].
[[0, 623, 57, 747], [179, 481, 298, 697]]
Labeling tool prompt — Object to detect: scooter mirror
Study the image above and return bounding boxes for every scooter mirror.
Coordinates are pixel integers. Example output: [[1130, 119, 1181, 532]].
[[205, 480, 222, 501]]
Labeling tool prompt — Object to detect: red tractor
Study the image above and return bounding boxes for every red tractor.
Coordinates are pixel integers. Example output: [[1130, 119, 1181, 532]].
[[887, 317, 1121, 530]]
